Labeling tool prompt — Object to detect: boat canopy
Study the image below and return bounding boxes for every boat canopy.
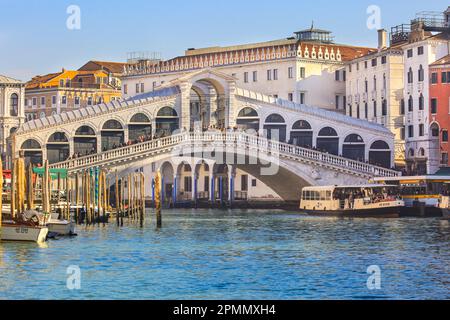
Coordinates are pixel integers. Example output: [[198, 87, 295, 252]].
[[32, 168, 68, 180]]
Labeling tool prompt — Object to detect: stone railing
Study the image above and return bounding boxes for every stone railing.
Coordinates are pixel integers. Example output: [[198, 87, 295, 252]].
[[50, 132, 400, 177]]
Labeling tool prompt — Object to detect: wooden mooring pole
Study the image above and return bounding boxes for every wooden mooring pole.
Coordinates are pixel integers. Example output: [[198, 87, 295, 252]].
[[155, 172, 162, 228]]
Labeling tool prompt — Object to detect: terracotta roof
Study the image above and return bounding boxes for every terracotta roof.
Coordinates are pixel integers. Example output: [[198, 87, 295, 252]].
[[431, 54, 450, 66], [26, 72, 62, 89], [79, 60, 129, 74], [0, 74, 22, 84]]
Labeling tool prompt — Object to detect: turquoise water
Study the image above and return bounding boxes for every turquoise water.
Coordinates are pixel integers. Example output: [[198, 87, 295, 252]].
[[0, 209, 449, 300]]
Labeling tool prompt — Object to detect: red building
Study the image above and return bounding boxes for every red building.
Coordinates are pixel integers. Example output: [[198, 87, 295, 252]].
[[429, 55, 450, 167]]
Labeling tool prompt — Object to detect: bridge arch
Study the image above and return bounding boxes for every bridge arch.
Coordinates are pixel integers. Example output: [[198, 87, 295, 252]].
[[74, 125, 97, 156], [128, 112, 152, 142], [101, 119, 125, 151], [236, 107, 260, 132], [343, 134, 365, 161], [21, 139, 43, 165], [369, 140, 391, 168], [156, 106, 179, 137], [264, 113, 287, 142], [290, 120, 313, 148], [47, 132, 70, 164], [317, 127, 339, 155]]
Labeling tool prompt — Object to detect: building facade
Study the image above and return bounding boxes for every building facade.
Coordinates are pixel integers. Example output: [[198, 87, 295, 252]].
[[0, 75, 26, 169], [122, 29, 375, 113], [429, 54, 450, 168], [346, 30, 405, 167], [24, 63, 125, 121]]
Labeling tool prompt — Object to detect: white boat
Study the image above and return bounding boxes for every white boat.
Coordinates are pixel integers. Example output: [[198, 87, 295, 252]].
[[300, 184, 405, 218], [1, 223, 49, 243], [46, 213, 76, 236]]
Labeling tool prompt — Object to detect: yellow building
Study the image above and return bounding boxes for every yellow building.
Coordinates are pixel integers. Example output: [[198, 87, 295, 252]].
[[24, 65, 123, 121]]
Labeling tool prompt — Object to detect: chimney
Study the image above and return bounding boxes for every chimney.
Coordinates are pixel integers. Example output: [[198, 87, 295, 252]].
[[378, 29, 387, 51]]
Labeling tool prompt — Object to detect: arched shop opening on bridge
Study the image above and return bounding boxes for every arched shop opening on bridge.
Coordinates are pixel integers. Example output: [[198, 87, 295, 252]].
[[369, 140, 391, 168], [236, 107, 260, 132], [176, 162, 193, 202], [155, 107, 179, 138], [101, 120, 124, 151], [213, 164, 230, 202], [264, 114, 287, 142], [316, 127, 339, 155], [74, 126, 97, 156], [195, 161, 211, 201], [290, 120, 313, 148], [129, 113, 152, 141], [160, 162, 175, 205], [21, 139, 42, 166], [47, 132, 70, 164], [343, 134, 365, 161]]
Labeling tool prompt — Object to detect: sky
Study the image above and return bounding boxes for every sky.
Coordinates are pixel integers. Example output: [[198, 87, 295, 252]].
[[0, 0, 448, 81]]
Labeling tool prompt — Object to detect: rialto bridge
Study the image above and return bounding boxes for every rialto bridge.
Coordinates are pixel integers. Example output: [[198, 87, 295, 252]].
[[13, 69, 400, 203]]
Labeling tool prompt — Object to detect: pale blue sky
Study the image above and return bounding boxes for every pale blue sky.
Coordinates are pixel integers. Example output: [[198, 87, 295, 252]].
[[0, 0, 447, 81]]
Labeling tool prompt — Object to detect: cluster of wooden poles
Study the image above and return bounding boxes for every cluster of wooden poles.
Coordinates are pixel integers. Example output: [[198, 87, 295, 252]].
[[113, 170, 146, 227]]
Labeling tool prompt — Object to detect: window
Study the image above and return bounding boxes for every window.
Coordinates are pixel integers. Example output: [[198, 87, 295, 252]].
[[365, 79, 368, 93], [10, 93, 18, 116], [364, 61, 368, 69], [442, 153, 449, 166], [408, 68, 413, 84], [431, 98, 438, 114], [356, 104, 360, 119], [343, 71, 346, 81], [365, 103, 368, 119], [443, 72, 448, 83], [373, 76, 377, 91], [32, 97, 37, 106], [288, 67, 294, 79], [419, 94, 424, 110], [400, 127, 406, 140], [123, 84, 128, 94], [373, 101, 377, 118], [400, 99, 405, 115], [299, 92, 305, 104], [356, 62, 360, 71], [62, 96, 67, 105], [299, 67, 305, 79], [382, 100, 387, 116], [418, 46, 424, 55], [252, 179, 257, 187], [253, 71, 257, 82], [431, 72, 438, 84], [288, 93, 293, 102], [381, 56, 387, 64], [74, 96, 80, 106], [371, 58, 377, 67], [184, 176, 192, 193], [419, 124, 424, 137], [407, 49, 413, 58], [432, 125, 440, 137], [244, 72, 249, 83], [335, 96, 340, 109], [335, 70, 340, 81], [443, 130, 449, 142], [52, 96, 56, 105], [204, 176, 209, 193], [140, 83, 144, 93], [40, 97, 45, 105], [273, 69, 278, 80], [87, 97, 93, 106], [418, 65, 424, 82], [408, 125, 414, 138], [267, 69, 272, 81], [408, 95, 413, 112]]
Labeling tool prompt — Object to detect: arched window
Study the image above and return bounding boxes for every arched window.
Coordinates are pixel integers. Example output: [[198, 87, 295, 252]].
[[48, 132, 69, 143], [418, 148, 425, 157], [318, 127, 338, 137], [317, 127, 339, 155], [431, 123, 440, 137], [343, 134, 365, 161], [237, 107, 259, 132], [74, 126, 97, 155], [408, 95, 413, 112], [419, 94, 424, 110], [382, 99, 387, 116], [264, 114, 286, 142], [10, 93, 18, 116], [238, 107, 258, 118], [130, 113, 151, 123], [290, 120, 313, 147], [75, 126, 96, 136], [103, 120, 123, 130], [369, 140, 391, 168], [157, 107, 178, 117], [408, 149, 415, 158], [47, 132, 70, 164], [265, 114, 285, 123], [21, 139, 41, 150], [40, 112, 46, 119], [408, 67, 413, 84], [418, 65, 424, 82]]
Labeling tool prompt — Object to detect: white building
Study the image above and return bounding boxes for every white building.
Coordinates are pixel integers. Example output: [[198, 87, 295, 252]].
[[122, 28, 376, 114], [0, 74, 26, 168]]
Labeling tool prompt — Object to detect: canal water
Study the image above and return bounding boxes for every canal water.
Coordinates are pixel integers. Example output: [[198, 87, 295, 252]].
[[0, 209, 449, 300]]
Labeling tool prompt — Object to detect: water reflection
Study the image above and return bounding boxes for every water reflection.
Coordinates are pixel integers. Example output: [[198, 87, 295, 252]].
[[0, 209, 449, 300]]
